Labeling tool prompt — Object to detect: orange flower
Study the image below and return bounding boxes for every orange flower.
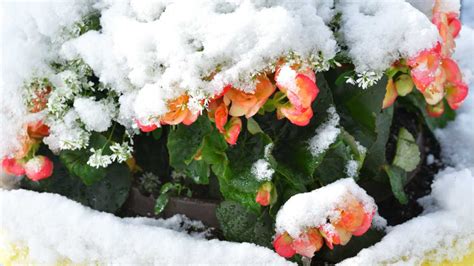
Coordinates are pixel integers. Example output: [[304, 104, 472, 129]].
[[382, 79, 398, 109], [274, 64, 319, 125], [291, 228, 323, 258], [445, 81, 468, 110], [27, 120, 50, 139], [318, 224, 351, 250], [161, 94, 199, 126], [224, 75, 275, 118], [255, 181, 273, 206], [277, 103, 313, 126]]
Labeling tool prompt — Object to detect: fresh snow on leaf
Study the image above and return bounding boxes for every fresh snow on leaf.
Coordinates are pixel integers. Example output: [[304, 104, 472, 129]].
[[309, 106, 341, 156]]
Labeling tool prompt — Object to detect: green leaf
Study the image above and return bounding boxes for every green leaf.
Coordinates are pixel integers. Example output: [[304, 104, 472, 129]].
[[154, 193, 170, 214], [392, 127, 420, 172], [314, 139, 354, 185], [216, 201, 274, 247], [201, 129, 228, 165], [167, 115, 212, 168], [383, 165, 408, 204], [185, 160, 210, 184], [335, 70, 354, 86], [151, 128, 163, 140], [247, 117, 263, 135], [59, 133, 109, 185]]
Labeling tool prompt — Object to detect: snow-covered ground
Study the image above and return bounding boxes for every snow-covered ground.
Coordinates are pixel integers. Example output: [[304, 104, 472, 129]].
[[0, 189, 293, 265]]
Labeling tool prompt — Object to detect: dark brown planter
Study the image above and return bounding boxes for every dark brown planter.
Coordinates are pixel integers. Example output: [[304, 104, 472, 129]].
[[122, 187, 221, 229]]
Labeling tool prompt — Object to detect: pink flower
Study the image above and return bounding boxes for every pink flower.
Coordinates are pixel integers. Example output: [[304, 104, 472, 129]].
[[408, 44, 442, 93], [24, 155, 54, 181], [432, 0, 461, 57], [136, 120, 159, 133]]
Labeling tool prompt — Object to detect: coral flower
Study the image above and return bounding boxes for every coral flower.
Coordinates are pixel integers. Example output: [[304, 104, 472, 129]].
[[277, 103, 313, 126], [224, 75, 275, 118], [27, 120, 50, 139], [161, 94, 199, 126], [136, 120, 159, 132], [291, 228, 323, 258], [382, 79, 398, 109], [275, 65, 318, 111], [432, 0, 461, 57], [273, 232, 296, 258], [408, 45, 441, 93]]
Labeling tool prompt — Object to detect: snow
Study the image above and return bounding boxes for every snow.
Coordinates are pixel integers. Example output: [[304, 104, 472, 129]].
[[308, 106, 341, 156], [338, 0, 440, 73], [73, 97, 114, 132], [0, 189, 294, 265], [338, 24, 474, 266], [0, 0, 94, 159], [275, 178, 377, 238], [251, 159, 274, 182]]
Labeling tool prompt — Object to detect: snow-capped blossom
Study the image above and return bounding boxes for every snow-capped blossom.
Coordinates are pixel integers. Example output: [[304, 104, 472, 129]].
[[274, 64, 319, 126], [87, 148, 113, 169], [24, 155, 54, 181], [291, 228, 324, 258], [161, 94, 199, 126], [110, 142, 133, 163], [274, 179, 377, 258], [354, 71, 383, 90], [136, 120, 159, 133], [225, 75, 275, 118]]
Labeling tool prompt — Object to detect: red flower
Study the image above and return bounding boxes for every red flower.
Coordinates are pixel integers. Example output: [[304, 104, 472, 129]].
[[273, 232, 296, 258], [24, 155, 54, 181], [136, 120, 159, 132], [27, 120, 50, 139], [1, 157, 26, 176]]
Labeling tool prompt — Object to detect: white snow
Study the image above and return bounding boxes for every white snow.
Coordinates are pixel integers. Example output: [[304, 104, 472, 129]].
[[275, 178, 377, 238], [251, 159, 274, 182], [338, 0, 439, 72], [0, 189, 294, 265], [0, 0, 94, 158], [309, 106, 341, 156], [73, 97, 114, 132]]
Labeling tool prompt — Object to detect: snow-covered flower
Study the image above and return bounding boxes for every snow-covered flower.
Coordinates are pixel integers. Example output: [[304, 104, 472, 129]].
[[87, 148, 113, 169], [110, 142, 133, 163]]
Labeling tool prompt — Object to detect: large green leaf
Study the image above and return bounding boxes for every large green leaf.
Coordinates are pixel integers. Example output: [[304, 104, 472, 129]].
[[392, 127, 420, 172], [59, 133, 109, 185], [216, 201, 274, 247], [167, 115, 212, 169]]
